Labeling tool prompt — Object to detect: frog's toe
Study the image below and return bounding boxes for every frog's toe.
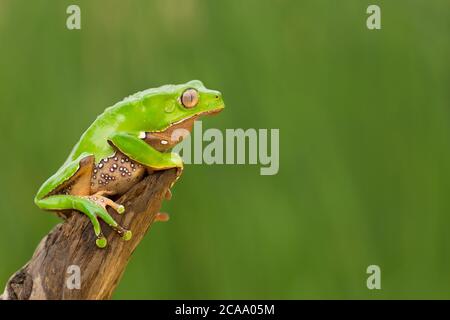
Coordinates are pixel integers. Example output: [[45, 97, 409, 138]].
[[103, 198, 125, 215], [113, 225, 133, 241], [96, 235, 107, 248], [122, 230, 132, 241], [116, 204, 125, 214]]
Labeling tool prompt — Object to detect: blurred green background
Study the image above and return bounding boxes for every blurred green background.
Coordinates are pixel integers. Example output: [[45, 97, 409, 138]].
[[1, 0, 450, 299]]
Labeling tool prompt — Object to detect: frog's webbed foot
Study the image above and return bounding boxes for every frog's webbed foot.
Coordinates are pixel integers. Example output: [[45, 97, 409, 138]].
[[82, 195, 132, 247], [85, 194, 125, 214]]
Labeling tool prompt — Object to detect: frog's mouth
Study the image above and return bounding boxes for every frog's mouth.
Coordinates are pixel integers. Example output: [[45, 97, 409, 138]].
[[144, 108, 223, 151]]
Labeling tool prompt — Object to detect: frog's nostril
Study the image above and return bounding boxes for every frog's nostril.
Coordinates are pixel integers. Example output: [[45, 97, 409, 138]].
[[215, 95, 219, 99]]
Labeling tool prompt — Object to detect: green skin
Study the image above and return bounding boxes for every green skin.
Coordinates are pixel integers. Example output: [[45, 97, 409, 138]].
[[35, 80, 224, 248]]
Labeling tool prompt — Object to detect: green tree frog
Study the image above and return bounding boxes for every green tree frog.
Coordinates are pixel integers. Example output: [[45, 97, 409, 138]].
[[35, 80, 224, 248]]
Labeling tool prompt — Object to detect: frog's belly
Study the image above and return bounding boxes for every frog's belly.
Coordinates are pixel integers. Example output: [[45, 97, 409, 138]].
[[90, 151, 146, 195]]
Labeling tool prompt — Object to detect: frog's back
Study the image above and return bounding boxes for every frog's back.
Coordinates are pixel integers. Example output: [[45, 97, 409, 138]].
[[66, 99, 134, 164], [64, 84, 181, 164]]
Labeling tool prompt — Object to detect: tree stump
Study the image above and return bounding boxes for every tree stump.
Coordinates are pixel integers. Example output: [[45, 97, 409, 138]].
[[1, 169, 177, 300]]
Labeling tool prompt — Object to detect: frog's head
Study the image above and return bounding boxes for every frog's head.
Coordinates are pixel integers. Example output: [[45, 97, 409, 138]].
[[142, 80, 225, 150]]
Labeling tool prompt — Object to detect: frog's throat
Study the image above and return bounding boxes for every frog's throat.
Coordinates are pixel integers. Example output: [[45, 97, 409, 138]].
[[143, 115, 196, 152]]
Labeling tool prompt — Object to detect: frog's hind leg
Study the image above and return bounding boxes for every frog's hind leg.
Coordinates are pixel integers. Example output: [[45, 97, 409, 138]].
[[34, 153, 131, 248]]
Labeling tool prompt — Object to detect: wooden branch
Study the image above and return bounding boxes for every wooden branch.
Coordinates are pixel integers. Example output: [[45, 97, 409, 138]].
[[1, 169, 177, 300]]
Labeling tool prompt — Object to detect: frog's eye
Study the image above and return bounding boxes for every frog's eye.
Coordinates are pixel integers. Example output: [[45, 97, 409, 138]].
[[180, 88, 199, 108]]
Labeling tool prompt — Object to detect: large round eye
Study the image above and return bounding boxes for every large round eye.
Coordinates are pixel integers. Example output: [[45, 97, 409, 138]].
[[181, 88, 199, 108]]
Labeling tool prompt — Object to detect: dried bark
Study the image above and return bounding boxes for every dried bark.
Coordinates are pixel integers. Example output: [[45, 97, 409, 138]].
[[1, 169, 177, 300]]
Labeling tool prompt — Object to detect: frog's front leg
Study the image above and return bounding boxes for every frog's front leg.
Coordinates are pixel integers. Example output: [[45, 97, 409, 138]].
[[107, 132, 184, 174], [34, 153, 131, 248]]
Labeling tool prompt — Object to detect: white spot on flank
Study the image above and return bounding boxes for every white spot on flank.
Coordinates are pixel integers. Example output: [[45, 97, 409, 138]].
[[161, 140, 168, 145], [139, 132, 146, 139]]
